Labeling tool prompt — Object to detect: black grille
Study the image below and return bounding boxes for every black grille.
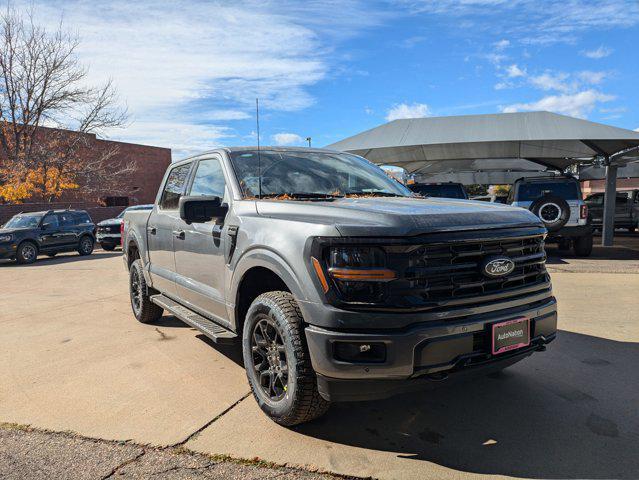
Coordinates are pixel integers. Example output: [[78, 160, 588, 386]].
[[383, 233, 550, 310], [98, 225, 120, 234]]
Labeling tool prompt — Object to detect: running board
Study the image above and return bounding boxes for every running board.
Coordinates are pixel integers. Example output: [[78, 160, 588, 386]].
[[150, 294, 237, 344]]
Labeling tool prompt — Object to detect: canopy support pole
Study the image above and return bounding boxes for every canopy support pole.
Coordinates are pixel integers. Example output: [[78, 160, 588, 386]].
[[601, 158, 617, 247]]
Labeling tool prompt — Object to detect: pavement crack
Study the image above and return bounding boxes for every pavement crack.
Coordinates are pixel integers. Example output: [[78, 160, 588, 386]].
[[101, 449, 146, 479], [172, 392, 251, 447]]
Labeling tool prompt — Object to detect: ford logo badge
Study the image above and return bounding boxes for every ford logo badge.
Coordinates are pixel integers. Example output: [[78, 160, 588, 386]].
[[481, 256, 515, 278]]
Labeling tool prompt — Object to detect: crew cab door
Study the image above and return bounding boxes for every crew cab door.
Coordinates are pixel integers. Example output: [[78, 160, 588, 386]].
[[173, 155, 230, 323], [147, 162, 193, 298]]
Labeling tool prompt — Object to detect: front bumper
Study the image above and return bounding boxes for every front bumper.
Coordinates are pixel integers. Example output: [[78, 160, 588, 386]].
[[97, 233, 121, 246], [305, 296, 557, 401], [0, 243, 17, 259]]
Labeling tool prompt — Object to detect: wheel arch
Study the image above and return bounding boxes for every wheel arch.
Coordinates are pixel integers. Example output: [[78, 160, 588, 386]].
[[231, 249, 306, 335]]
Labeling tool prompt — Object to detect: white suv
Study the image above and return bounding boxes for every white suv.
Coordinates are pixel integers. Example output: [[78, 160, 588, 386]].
[[509, 176, 592, 257]]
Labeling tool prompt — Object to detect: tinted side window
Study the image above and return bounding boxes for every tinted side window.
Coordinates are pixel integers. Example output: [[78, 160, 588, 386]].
[[43, 214, 59, 228], [190, 158, 226, 198], [58, 213, 75, 227], [517, 182, 579, 201], [74, 212, 92, 225], [160, 164, 191, 210]]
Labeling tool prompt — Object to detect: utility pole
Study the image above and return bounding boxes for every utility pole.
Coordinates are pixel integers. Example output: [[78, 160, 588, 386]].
[[306, 137, 312, 148]]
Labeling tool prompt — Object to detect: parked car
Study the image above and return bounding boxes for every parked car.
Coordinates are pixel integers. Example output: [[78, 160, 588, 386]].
[[585, 190, 639, 233], [508, 176, 592, 256], [471, 194, 509, 204], [0, 209, 95, 264], [96, 204, 153, 251], [123, 147, 556, 426], [408, 182, 469, 199]]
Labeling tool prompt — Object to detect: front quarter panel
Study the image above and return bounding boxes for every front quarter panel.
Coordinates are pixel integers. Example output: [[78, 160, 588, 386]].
[[227, 201, 340, 328]]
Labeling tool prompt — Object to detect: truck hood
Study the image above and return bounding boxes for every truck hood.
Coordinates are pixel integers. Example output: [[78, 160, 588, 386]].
[[97, 218, 123, 227], [255, 196, 542, 236]]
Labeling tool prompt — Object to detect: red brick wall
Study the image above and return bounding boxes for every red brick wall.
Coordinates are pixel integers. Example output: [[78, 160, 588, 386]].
[[0, 126, 171, 218]]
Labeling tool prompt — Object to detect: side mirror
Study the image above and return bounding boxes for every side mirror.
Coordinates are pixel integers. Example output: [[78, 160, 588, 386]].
[[179, 195, 228, 224]]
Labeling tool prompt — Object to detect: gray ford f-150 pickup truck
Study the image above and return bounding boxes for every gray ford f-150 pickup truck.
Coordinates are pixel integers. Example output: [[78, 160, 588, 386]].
[[123, 147, 557, 426]]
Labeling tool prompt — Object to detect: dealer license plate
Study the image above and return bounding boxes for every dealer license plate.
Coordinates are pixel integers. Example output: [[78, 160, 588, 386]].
[[492, 317, 530, 355]]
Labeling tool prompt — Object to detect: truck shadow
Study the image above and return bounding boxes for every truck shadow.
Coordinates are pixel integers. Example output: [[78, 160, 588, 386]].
[[293, 331, 639, 479]]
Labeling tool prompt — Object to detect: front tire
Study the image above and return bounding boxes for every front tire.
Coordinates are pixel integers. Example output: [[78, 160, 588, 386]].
[[242, 291, 330, 426], [574, 233, 593, 257], [16, 241, 38, 264], [101, 243, 116, 251], [129, 259, 163, 323], [77, 236, 94, 256]]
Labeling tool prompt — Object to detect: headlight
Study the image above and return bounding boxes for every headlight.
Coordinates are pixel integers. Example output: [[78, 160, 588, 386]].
[[0, 234, 13, 242], [311, 246, 396, 303]]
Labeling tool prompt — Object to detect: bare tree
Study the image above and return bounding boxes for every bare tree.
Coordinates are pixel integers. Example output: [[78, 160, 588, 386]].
[[0, 5, 133, 203]]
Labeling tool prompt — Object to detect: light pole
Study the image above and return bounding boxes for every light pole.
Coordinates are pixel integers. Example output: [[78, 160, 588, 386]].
[[306, 137, 311, 147]]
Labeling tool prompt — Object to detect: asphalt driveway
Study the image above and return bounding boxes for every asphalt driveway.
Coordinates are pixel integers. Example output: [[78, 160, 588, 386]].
[[1, 250, 637, 479]]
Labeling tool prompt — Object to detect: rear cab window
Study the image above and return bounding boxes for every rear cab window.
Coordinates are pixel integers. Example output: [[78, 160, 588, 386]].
[[516, 181, 580, 201]]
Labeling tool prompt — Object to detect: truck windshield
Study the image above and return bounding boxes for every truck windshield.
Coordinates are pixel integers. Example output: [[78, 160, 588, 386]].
[[410, 184, 467, 199], [4, 214, 43, 228], [228, 150, 411, 199], [517, 182, 579, 201]]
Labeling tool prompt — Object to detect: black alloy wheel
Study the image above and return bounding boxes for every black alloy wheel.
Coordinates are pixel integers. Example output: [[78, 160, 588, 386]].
[[251, 317, 289, 401]]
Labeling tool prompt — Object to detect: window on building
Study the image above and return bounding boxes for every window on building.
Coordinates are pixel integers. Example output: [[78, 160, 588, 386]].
[[159, 163, 191, 210], [189, 158, 226, 199], [103, 196, 129, 207]]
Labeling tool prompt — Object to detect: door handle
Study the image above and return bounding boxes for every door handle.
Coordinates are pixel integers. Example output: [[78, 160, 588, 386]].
[[172, 230, 185, 240], [147, 226, 157, 235]]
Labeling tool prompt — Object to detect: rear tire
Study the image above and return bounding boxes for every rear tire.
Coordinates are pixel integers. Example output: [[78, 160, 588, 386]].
[[573, 234, 593, 257], [242, 291, 330, 426], [101, 243, 116, 251], [77, 236, 94, 256], [129, 259, 163, 323], [16, 241, 38, 264]]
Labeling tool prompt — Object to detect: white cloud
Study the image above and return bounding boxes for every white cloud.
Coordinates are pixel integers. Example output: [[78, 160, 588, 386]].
[[502, 90, 615, 118], [394, 0, 639, 45], [272, 133, 305, 146], [635, 128, 639, 132], [581, 46, 613, 59], [21, 0, 381, 158], [386, 103, 431, 121], [203, 110, 252, 121], [506, 64, 526, 78], [577, 70, 609, 85], [493, 39, 510, 50], [529, 72, 570, 92]]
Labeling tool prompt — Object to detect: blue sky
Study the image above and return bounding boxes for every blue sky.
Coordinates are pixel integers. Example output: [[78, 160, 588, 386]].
[[25, 0, 639, 158]]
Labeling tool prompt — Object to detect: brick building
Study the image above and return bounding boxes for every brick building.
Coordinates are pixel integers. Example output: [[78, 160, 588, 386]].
[[0, 130, 171, 224]]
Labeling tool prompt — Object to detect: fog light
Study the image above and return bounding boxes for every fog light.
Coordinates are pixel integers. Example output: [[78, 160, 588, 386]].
[[333, 342, 386, 363]]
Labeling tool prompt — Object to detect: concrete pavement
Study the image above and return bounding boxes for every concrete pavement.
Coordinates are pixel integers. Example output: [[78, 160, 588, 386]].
[[1, 250, 638, 479]]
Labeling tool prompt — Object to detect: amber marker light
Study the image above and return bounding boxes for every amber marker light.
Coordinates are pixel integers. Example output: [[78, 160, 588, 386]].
[[311, 257, 330, 293], [328, 268, 397, 282]]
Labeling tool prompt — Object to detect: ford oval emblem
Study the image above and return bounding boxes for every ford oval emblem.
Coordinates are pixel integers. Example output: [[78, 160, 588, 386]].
[[481, 256, 515, 278]]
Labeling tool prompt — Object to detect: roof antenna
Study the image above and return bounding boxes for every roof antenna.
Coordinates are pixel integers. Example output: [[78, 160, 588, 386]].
[[256, 98, 262, 199]]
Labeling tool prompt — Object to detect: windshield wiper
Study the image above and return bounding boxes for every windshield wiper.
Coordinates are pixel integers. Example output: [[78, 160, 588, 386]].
[[258, 192, 344, 200], [344, 191, 405, 197]]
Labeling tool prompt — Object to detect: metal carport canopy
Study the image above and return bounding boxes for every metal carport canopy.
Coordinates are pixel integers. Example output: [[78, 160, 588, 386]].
[[327, 111, 639, 246]]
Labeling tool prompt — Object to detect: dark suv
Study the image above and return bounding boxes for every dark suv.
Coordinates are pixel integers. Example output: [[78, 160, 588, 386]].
[[409, 182, 469, 199], [0, 210, 96, 264]]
